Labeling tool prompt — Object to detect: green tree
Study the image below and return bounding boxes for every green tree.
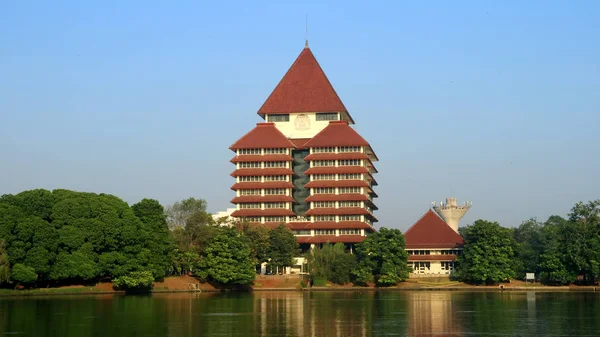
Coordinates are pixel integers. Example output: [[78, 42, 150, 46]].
[[195, 227, 255, 285], [307, 243, 356, 285], [566, 200, 600, 283], [353, 227, 411, 286], [112, 270, 155, 291], [268, 224, 298, 272], [538, 215, 575, 284], [11, 263, 37, 285], [165, 197, 208, 229], [456, 220, 518, 284], [513, 218, 544, 278], [244, 224, 271, 269], [0, 241, 10, 285]]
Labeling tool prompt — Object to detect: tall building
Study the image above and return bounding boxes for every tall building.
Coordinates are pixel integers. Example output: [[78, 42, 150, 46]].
[[229, 45, 378, 250]]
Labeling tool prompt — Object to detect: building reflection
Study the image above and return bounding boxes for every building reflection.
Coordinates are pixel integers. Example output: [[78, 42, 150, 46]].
[[407, 292, 462, 337]]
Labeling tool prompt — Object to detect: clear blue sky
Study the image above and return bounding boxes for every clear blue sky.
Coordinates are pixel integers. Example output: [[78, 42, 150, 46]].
[[1, 1, 599, 231]]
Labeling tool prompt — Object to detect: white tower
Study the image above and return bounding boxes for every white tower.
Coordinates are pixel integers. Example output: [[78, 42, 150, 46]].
[[432, 197, 471, 233]]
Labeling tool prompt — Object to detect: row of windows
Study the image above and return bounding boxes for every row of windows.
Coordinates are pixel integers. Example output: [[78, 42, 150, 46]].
[[313, 174, 336, 180], [239, 216, 365, 225], [238, 148, 288, 155], [239, 203, 289, 209], [239, 176, 261, 182], [312, 160, 362, 167], [240, 216, 286, 223], [237, 187, 288, 195], [315, 229, 335, 235], [311, 146, 362, 153], [339, 187, 361, 194], [239, 176, 290, 182], [312, 215, 362, 222], [340, 215, 361, 221], [239, 162, 287, 168], [264, 175, 287, 181], [312, 187, 362, 194], [312, 201, 362, 208], [315, 112, 339, 121], [240, 189, 261, 196], [268, 114, 290, 122], [240, 203, 262, 209], [313, 160, 335, 167], [311, 173, 363, 180]]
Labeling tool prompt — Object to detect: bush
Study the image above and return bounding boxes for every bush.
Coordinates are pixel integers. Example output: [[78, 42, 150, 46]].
[[313, 277, 327, 287], [112, 271, 155, 291], [11, 264, 37, 285]]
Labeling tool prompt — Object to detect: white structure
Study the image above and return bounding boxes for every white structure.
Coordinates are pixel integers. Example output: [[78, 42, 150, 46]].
[[212, 208, 236, 226], [432, 198, 471, 233]]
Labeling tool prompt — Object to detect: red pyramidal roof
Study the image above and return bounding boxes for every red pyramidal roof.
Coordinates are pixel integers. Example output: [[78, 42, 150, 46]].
[[257, 47, 349, 117], [404, 210, 464, 249], [229, 122, 297, 150], [303, 121, 370, 148]]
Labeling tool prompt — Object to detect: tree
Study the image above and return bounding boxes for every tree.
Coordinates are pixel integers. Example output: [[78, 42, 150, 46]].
[[268, 224, 298, 272], [165, 197, 208, 229], [0, 241, 10, 285], [566, 200, 600, 283], [307, 243, 356, 285], [456, 220, 518, 284], [112, 270, 155, 291], [244, 225, 271, 269], [538, 215, 575, 284], [513, 218, 544, 278], [195, 227, 255, 286], [11, 264, 37, 286], [353, 227, 411, 286]]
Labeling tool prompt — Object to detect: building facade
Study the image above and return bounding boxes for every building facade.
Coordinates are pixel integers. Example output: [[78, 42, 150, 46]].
[[229, 45, 378, 250], [404, 210, 464, 276]]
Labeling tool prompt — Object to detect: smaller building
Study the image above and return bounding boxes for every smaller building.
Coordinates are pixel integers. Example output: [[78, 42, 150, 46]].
[[404, 210, 464, 276]]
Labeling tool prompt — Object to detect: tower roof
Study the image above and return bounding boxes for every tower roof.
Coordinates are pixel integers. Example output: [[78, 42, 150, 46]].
[[404, 210, 464, 249], [303, 121, 370, 148], [257, 47, 350, 119], [229, 122, 297, 150]]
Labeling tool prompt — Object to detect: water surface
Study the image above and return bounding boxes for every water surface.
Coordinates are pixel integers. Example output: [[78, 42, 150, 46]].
[[1, 291, 599, 336]]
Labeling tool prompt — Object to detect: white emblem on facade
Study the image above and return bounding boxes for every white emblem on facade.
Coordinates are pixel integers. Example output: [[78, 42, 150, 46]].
[[294, 114, 310, 130]]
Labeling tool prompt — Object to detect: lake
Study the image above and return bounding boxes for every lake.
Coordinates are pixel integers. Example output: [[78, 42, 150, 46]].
[[1, 291, 599, 336]]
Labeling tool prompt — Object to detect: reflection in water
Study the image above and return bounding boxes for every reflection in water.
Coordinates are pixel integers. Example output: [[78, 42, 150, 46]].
[[1, 291, 600, 336]]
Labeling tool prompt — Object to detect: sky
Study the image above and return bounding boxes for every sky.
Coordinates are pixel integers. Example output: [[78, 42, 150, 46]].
[[1, 0, 599, 231]]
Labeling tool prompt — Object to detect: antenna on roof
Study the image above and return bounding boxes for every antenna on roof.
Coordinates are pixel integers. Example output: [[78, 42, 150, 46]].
[[305, 14, 309, 48]]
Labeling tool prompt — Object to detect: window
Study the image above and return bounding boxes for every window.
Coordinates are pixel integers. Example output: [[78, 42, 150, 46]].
[[239, 162, 261, 168], [264, 188, 286, 195], [265, 202, 286, 209], [313, 160, 335, 167], [339, 173, 361, 180], [408, 250, 431, 255], [312, 147, 335, 153], [313, 201, 335, 208], [313, 215, 336, 222], [264, 175, 287, 181], [240, 189, 261, 196], [264, 148, 287, 154], [265, 216, 286, 222], [240, 203, 261, 209], [239, 176, 261, 182], [339, 187, 360, 194], [313, 187, 335, 194], [339, 215, 361, 221], [338, 146, 361, 153], [268, 114, 290, 122], [316, 112, 339, 121], [264, 161, 286, 168], [339, 201, 361, 208], [340, 229, 360, 235], [293, 230, 311, 236], [339, 159, 361, 166], [239, 148, 261, 155], [315, 229, 336, 235], [441, 262, 455, 271], [242, 216, 261, 222], [313, 174, 336, 180]]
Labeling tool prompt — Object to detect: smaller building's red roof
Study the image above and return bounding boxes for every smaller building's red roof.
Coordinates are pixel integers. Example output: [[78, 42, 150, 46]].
[[304, 121, 370, 148], [408, 255, 458, 261], [304, 166, 370, 175], [230, 154, 292, 163], [404, 210, 464, 249], [230, 168, 294, 177], [296, 235, 366, 244], [305, 193, 371, 202], [230, 123, 297, 150], [304, 153, 369, 161], [305, 207, 371, 216], [230, 182, 293, 190], [230, 195, 295, 203], [230, 209, 295, 217]]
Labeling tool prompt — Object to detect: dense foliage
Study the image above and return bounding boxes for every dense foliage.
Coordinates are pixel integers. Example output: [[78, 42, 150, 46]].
[[0, 189, 172, 287], [0, 241, 10, 285], [112, 271, 155, 291], [267, 224, 299, 272], [353, 227, 411, 286], [456, 220, 518, 284], [307, 243, 356, 285]]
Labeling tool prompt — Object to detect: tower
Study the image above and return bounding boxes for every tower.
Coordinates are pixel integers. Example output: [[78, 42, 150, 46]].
[[432, 198, 471, 233], [229, 45, 378, 250]]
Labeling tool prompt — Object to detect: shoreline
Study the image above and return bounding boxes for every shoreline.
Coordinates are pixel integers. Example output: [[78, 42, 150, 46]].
[[1, 285, 596, 297]]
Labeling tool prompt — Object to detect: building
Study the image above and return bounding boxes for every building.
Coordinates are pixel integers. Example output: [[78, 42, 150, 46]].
[[229, 44, 378, 251], [404, 209, 464, 276], [433, 197, 472, 233]]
